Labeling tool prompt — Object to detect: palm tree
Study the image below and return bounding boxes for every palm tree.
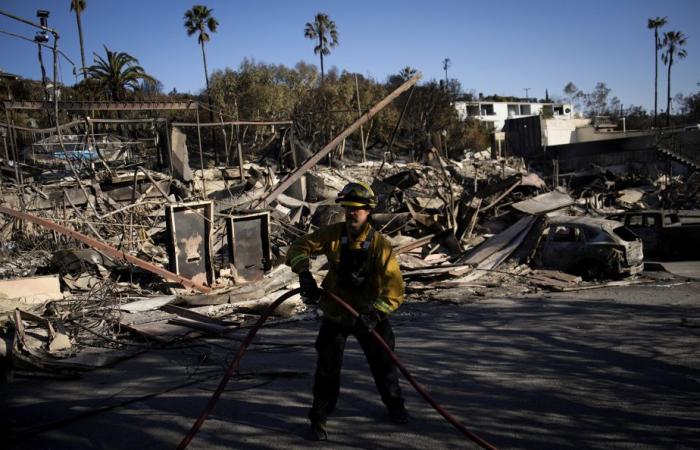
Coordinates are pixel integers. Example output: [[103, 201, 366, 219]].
[[184, 5, 218, 100], [88, 46, 156, 100], [399, 66, 417, 81], [184, 5, 219, 160], [304, 13, 339, 83], [70, 0, 88, 80], [661, 31, 688, 126], [647, 17, 667, 127]]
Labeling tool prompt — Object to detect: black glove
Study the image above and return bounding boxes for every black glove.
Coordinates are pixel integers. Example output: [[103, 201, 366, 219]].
[[298, 271, 320, 303], [355, 309, 385, 334]]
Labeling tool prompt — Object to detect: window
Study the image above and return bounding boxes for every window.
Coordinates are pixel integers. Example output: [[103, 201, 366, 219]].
[[583, 227, 613, 243], [480, 104, 495, 116], [613, 226, 639, 242], [507, 104, 519, 116], [646, 215, 658, 227], [520, 105, 532, 115], [664, 214, 679, 226], [466, 105, 480, 117], [550, 225, 582, 242], [553, 105, 564, 115], [628, 215, 643, 227]]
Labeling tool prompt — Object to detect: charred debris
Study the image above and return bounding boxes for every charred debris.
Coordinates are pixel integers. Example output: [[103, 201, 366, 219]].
[[1, 79, 699, 378]]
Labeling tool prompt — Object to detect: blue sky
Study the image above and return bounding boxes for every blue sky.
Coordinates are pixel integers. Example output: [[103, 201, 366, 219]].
[[1, 0, 698, 110]]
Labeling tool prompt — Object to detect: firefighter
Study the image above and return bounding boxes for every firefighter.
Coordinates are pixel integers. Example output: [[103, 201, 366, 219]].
[[286, 181, 408, 441]]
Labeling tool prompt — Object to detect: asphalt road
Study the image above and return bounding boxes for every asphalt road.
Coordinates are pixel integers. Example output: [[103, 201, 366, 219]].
[[2, 276, 699, 449]]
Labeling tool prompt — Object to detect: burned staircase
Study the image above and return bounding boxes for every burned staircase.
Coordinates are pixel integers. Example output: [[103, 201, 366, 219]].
[[656, 125, 700, 170]]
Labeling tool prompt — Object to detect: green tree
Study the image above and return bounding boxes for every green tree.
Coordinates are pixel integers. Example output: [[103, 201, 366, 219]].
[[661, 30, 688, 126], [304, 13, 339, 83], [563, 81, 577, 100], [685, 89, 700, 122], [70, 0, 88, 80], [647, 17, 667, 127], [582, 82, 612, 117], [563, 82, 583, 115], [87, 46, 156, 100]]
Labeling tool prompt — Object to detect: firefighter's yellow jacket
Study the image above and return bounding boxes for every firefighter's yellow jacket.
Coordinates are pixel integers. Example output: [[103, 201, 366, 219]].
[[286, 222, 404, 326]]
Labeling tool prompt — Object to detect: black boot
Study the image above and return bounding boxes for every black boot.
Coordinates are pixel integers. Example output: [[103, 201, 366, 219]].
[[388, 406, 410, 424], [306, 419, 328, 441]]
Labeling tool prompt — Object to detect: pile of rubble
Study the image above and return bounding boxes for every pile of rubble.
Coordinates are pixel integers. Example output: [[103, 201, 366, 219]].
[[1, 100, 698, 380]]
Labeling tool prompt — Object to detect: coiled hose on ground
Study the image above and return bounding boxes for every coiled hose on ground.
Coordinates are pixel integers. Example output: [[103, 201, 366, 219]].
[[176, 288, 499, 450]]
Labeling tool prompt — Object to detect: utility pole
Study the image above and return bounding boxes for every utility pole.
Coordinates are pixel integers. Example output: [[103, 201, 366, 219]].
[[34, 10, 50, 102], [35, 9, 52, 125], [523, 87, 531, 101]]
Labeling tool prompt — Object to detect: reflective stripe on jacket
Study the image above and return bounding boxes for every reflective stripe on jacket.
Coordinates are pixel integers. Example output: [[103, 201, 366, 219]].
[[285, 222, 405, 326]]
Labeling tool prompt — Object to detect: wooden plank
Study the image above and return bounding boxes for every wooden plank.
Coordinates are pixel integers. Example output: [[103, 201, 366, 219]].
[[122, 321, 201, 343], [394, 234, 435, 255], [4, 100, 198, 111], [450, 218, 536, 279], [161, 304, 228, 326], [168, 316, 229, 334], [456, 196, 482, 241], [402, 264, 474, 278], [556, 278, 652, 292], [0, 275, 61, 299], [461, 216, 534, 265], [171, 120, 293, 127], [530, 270, 582, 283], [119, 296, 177, 313]]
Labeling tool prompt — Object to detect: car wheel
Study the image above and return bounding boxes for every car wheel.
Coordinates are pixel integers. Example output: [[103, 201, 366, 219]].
[[580, 261, 606, 281]]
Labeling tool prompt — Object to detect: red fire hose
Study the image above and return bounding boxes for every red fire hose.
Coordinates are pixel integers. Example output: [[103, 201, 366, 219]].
[[176, 288, 499, 450]]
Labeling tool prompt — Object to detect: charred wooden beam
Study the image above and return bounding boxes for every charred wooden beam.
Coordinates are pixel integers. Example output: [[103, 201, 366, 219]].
[[3, 101, 199, 111], [0, 205, 211, 293], [255, 72, 422, 207]]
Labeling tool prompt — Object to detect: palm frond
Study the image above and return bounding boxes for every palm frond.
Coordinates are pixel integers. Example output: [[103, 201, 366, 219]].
[[647, 16, 667, 30], [184, 5, 218, 44], [70, 0, 86, 13], [86, 46, 155, 99], [304, 13, 339, 56], [304, 23, 317, 39], [207, 17, 218, 32]]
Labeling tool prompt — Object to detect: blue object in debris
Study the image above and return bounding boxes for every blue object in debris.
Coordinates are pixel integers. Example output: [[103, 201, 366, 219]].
[[52, 149, 99, 161]]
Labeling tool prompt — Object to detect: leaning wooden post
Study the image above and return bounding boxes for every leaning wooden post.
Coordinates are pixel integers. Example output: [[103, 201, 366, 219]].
[[256, 72, 422, 208]]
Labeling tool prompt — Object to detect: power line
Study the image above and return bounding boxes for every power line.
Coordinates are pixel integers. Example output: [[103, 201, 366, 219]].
[[0, 27, 77, 73]]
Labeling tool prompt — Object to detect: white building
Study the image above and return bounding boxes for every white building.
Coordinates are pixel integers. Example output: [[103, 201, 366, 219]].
[[454, 100, 575, 131]]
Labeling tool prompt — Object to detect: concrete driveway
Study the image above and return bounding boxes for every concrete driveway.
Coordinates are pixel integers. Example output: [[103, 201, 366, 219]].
[[2, 278, 699, 449]]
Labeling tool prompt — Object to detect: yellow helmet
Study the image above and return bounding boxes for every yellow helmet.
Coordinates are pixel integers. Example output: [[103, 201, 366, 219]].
[[336, 182, 377, 208]]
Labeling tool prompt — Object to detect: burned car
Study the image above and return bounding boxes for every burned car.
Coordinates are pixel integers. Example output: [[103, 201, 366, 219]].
[[606, 210, 700, 260], [534, 216, 644, 280]]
